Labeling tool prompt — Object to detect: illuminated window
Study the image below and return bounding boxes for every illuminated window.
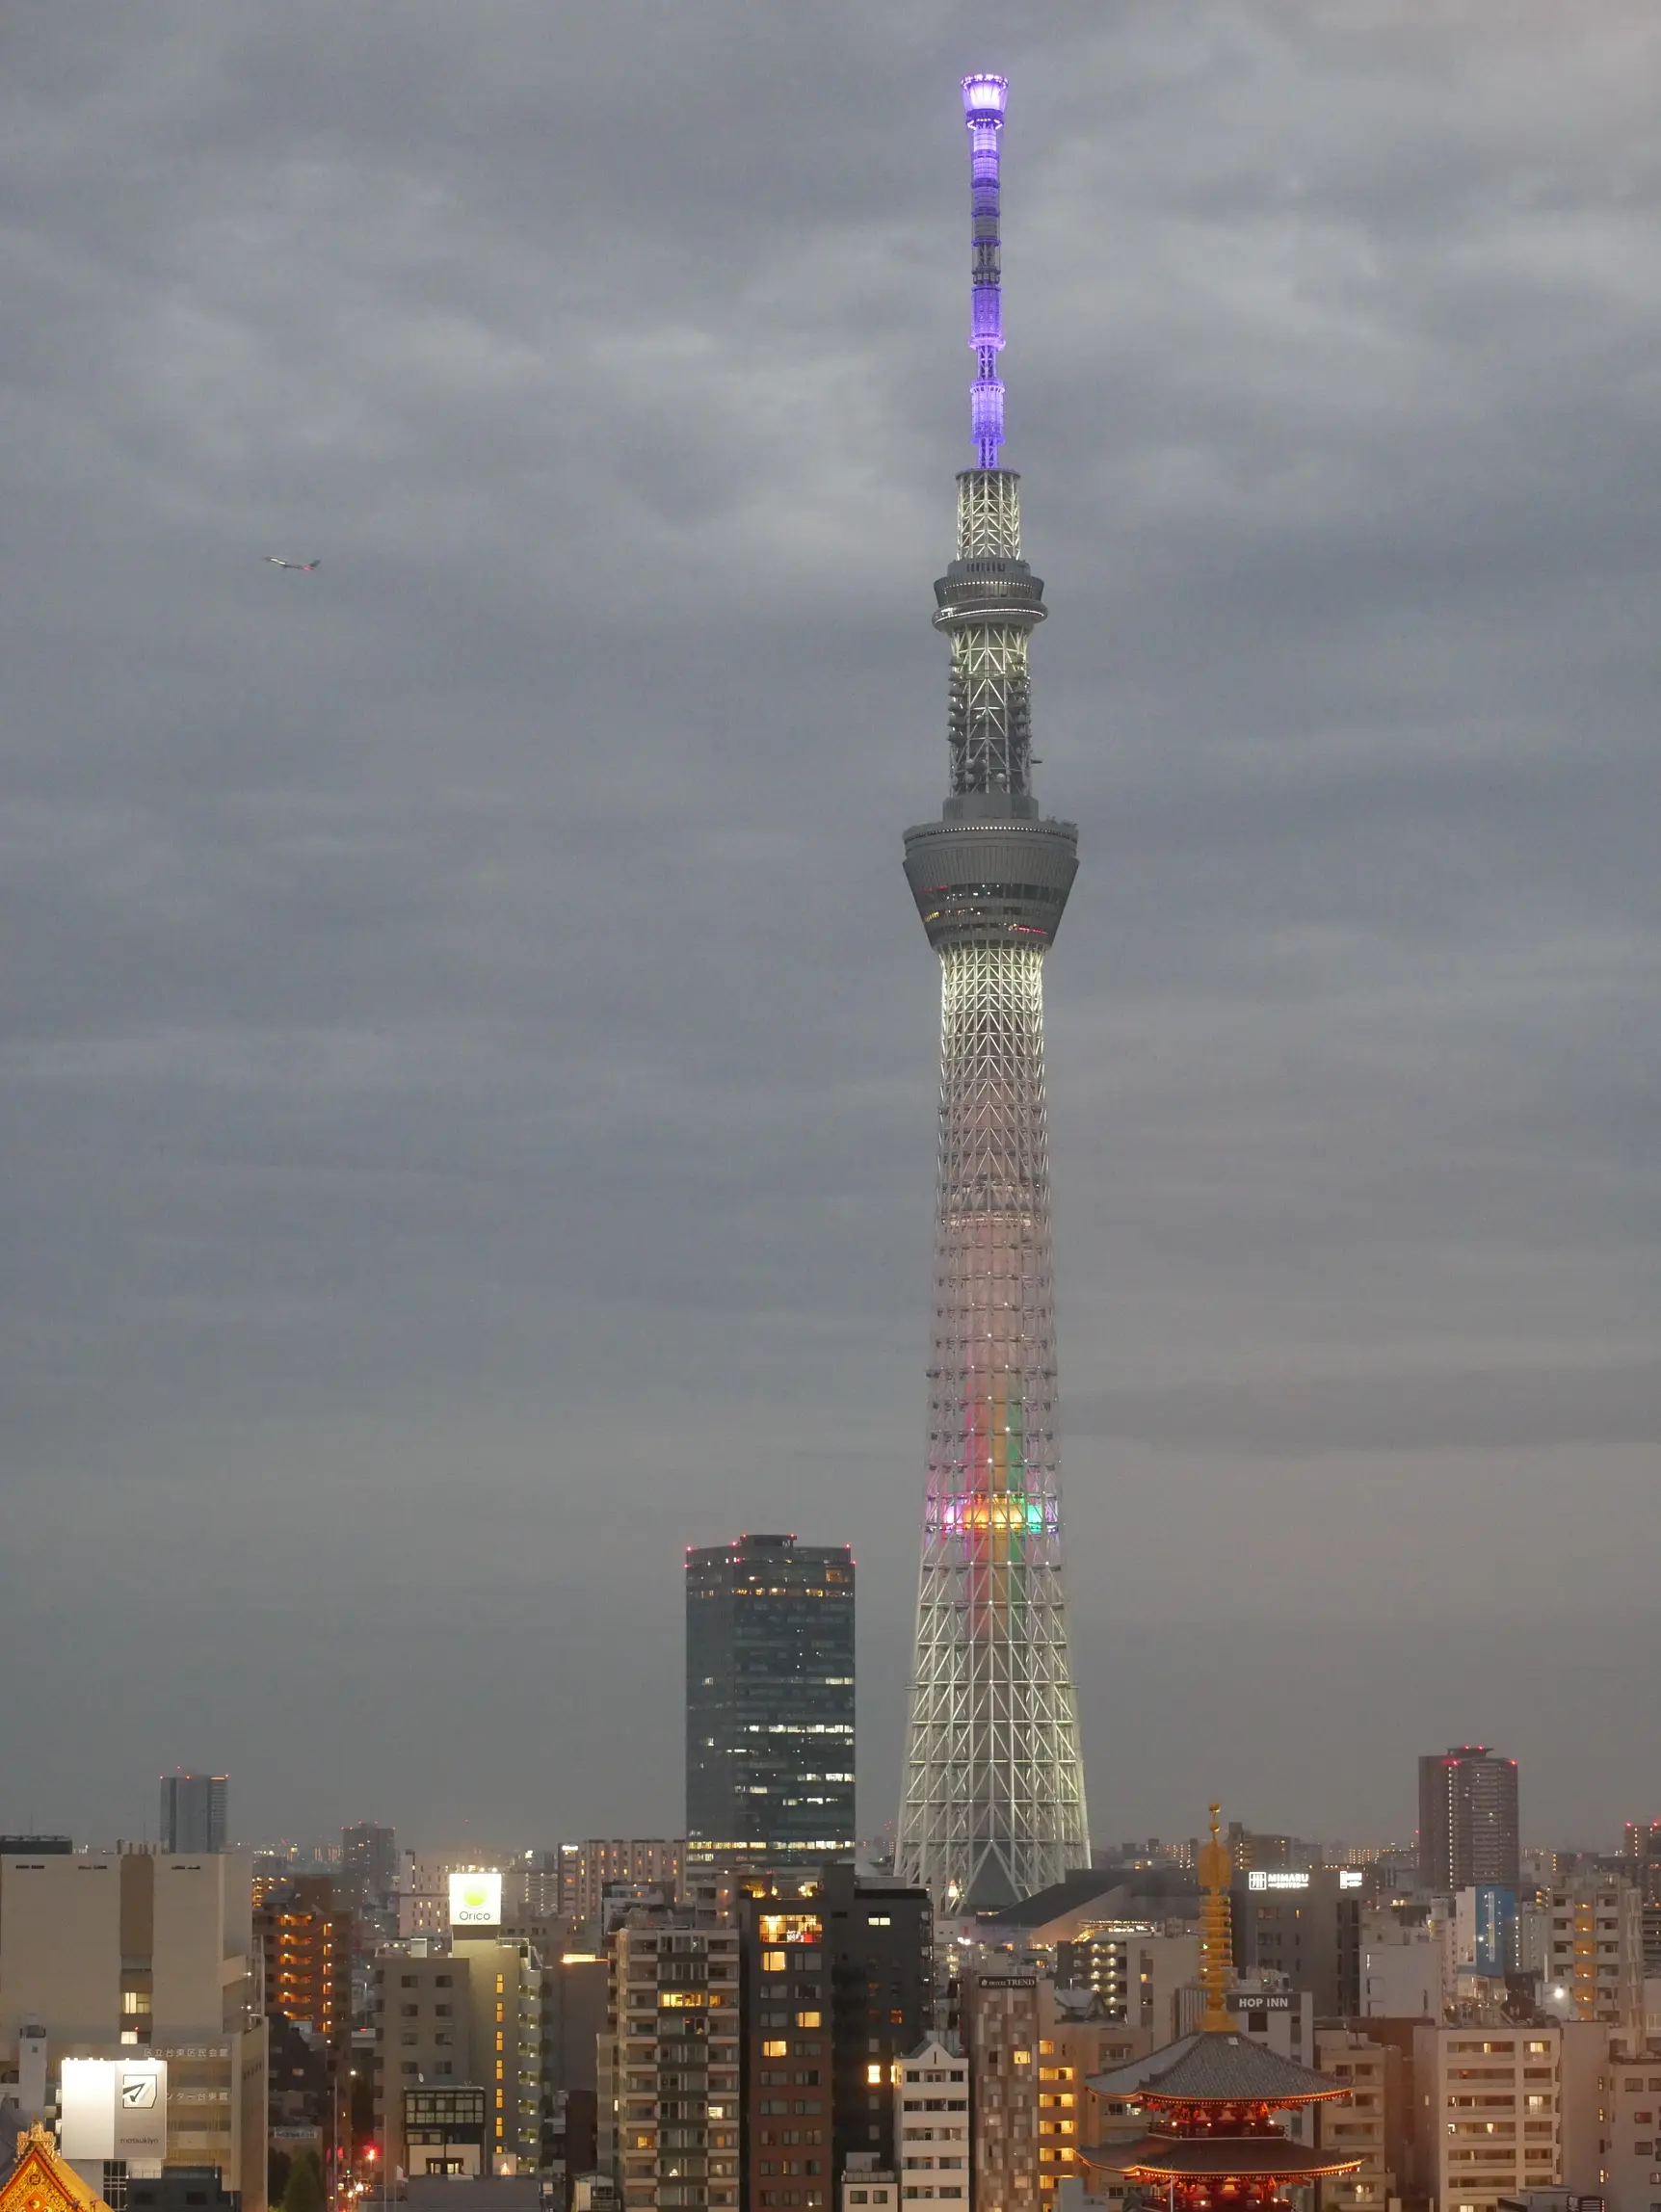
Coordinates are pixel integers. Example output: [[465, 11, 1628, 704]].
[[797, 2012, 822, 2029], [764, 2041, 789, 2059], [663, 1992, 707, 2009], [760, 1916, 824, 1947], [763, 1951, 788, 1973], [867, 2065, 883, 2085]]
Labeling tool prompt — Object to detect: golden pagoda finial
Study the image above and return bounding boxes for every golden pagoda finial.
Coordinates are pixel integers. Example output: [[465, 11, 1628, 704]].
[[1196, 1800, 1234, 2031]]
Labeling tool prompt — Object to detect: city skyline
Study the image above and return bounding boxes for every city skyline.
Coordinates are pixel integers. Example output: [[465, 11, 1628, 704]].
[[2, 5, 1658, 1846]]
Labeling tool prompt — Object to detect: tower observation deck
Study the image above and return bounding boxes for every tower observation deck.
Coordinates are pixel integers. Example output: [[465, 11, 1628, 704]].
[[894, 75, 1092, 1912]]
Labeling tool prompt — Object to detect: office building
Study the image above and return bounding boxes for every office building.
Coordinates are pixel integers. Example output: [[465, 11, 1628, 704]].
[[159, 1775, 228, 1856], [739, 1866, 933, 2205], [892, 2040, 968, 2205], [893, 72, 1091, 1913], [686, 1534, 855, 1874], [1411, 2022, 1563, 2212], [1418, 1749, 1520, 1896], [1230, 1866, 1363, 2018], [341, 1826, 397, 1921], [597, 1903, 740, 2212], [1545, 1880, 1646, 2035], [372, 1933, 542, 2177], [0, 1846, 266, 2208]]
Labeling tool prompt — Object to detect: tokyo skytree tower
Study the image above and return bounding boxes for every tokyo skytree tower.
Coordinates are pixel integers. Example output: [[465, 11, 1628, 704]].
[[894, 74, 1091, 1911]]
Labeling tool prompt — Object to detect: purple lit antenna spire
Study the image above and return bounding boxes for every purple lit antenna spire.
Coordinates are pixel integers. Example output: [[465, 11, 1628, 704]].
[[962, 73, 1010, 467]]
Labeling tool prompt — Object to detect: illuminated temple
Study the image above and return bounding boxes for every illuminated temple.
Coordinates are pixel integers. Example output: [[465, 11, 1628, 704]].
[[1088, 1809, 1362, 2212]]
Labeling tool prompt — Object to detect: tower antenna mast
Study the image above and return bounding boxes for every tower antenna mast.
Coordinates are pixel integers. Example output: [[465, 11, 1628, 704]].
[[963, 73, 1009, 467]]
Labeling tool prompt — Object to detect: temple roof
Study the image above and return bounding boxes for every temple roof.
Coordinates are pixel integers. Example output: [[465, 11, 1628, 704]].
[[1090, 2030, 1346, 2106], [0, 2125, 115, 2212], [1091, 2135, 1362, 2180]]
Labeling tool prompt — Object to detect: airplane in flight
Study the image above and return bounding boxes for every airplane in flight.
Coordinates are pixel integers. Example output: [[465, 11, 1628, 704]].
[[266, 556, 321, 571]]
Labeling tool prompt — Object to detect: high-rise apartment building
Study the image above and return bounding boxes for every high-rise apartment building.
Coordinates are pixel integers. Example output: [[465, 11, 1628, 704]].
[[892, 2040, 969, 2206], [341, 1824, 397, 1919], [159, 1773, 227, 1855], [685, 1535, 855, 1874], [0, 1847, 267, 2208], [254, 1875, 351, 2049], [738, 1866, 934, 2208], [894, 72, 1090, 1914], [596, 1904, 740, 2212], [1411, 2022, 1563, 2212], [1545, 1881, 1646, 2035], [1417, 1749, 1519, 1895], [962, 1969, 1039, 2211]]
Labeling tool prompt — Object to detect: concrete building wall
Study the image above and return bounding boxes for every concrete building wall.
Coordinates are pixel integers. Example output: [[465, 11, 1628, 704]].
[[0, 1855, 122, 2043], [1362, 1910, 1443, 2021], [152, 1856, 248, 2041]]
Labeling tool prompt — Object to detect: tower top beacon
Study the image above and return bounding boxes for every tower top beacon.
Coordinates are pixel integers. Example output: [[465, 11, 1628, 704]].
[[962, 73, 1011, 469]]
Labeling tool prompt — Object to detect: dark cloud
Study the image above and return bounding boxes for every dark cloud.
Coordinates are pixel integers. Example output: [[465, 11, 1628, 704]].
[[1, 1, 1658, 1850]]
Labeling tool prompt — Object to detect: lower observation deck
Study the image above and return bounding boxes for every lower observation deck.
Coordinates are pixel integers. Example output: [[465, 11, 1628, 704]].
[[903, 793, 1078, 952]]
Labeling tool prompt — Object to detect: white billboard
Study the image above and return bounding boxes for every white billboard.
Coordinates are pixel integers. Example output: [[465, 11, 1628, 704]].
[[59, 2059, 168, 2163], [448, 1869, 502, 1927]]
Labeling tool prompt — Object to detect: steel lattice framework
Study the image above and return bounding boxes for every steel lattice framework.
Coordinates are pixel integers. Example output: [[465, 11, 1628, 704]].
[[895, 75, 1091, 1912]]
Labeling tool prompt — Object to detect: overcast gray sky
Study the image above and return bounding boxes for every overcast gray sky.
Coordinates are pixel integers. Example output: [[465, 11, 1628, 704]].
[[2, 2, 1658, 1858]]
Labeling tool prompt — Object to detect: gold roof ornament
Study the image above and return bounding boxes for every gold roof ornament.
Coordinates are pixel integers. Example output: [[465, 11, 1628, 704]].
[[1196, 1800, 1234, 2031], [2, 2122, 115, 2212]]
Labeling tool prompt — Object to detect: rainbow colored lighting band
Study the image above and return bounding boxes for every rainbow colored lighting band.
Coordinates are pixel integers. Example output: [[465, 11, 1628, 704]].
[[933, 1495, 1056, 1537]]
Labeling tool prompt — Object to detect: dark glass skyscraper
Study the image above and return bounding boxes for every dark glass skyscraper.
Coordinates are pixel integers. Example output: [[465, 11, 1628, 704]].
[[159, 1769, 227, 1853], [685, 1534, 856, 1872]]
